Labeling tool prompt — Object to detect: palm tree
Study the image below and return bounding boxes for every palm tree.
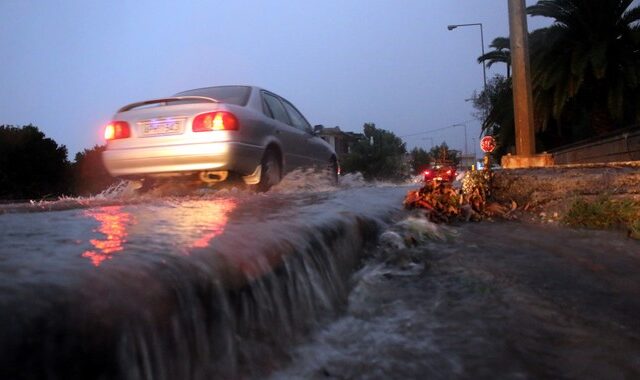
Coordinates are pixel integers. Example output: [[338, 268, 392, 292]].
[[477, 37, 511, 78], [476, 75, 516, 158], [527, 0, 640, 136]]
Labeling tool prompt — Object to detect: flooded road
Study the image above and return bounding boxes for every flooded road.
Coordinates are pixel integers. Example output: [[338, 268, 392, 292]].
[[272, 220, 640, 379], [0, 176, 407, 379], [1, 177, 639, 379]]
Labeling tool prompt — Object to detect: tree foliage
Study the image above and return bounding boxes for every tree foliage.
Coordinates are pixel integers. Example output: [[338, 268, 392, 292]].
[[477, 37, 511, 78], [409, 147, 431, 174], [71, 145, 117, 196], [474, 0, 640, 158], [528, 0, 640, 136], [409, 143, 461, 175], [0, 125, 70, 199], [428, 142, 461, 166], [340, 123, 408, 180], [472, 75, 515, 158]]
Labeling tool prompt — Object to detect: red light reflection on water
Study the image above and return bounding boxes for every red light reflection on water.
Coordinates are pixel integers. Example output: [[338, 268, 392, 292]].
[[82, 206, 132, 266], [189, 198, 236, 248], [81, 199, 237, 266]]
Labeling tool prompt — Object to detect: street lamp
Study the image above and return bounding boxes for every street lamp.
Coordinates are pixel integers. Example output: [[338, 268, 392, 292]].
[[447, 23, 487, 91], [471, 137, 477, 160], [451, 123, 468, 156]]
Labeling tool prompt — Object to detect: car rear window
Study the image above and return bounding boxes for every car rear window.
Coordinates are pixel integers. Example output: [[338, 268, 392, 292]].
[[174, 86, 251, 106]]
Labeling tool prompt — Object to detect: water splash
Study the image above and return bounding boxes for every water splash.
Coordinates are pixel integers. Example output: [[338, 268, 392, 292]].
[[0, 185, 409, 379], [270, 168, 338, 194], [337, 172, 368, 189]]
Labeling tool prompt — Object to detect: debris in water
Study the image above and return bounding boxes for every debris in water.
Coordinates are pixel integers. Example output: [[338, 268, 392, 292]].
[[398, 214, 453, 242], [379, 230, 406, 250], [404, 170, 515, 223], [403, 181, 461, 223]]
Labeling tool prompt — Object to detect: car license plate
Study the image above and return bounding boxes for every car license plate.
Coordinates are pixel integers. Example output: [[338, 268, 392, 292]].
[[140, 119, 184, 136]]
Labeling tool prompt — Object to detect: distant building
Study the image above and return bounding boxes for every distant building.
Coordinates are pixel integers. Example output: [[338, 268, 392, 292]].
[[458, 154, 477, 169], [318, 126, 365, 158]]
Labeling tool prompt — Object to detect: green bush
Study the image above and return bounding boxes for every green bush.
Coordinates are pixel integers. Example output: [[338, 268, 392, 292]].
[[0, 125, 70, 200], [70, 145, 117, 196], [340, 123, 408, 181], [563, 196, 640, 238]]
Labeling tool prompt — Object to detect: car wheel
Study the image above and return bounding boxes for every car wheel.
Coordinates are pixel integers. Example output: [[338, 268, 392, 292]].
[[256, 149, 281, 192]]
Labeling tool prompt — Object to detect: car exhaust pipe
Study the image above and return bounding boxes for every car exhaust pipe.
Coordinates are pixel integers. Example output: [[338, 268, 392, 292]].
[[199, 170, 229, 184]]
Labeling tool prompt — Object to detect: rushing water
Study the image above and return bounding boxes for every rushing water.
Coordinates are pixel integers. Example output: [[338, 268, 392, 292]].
[[270, 218, 640, 379], [2, 174, 640, 379], [0, 173, 408, 379]]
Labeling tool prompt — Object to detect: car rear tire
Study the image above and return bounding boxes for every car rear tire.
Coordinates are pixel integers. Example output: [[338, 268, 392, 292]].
[[256, 149, 281, 192]]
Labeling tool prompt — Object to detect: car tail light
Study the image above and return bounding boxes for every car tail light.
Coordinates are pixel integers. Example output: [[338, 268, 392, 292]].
[[104, 121, 130, 140], [192, 112, 238, 132], [424, 170, 431, 176], [446, 170, 452, 175]]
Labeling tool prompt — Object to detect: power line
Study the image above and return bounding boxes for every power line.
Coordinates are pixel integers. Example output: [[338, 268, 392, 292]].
[[399, 119, 475, 138]]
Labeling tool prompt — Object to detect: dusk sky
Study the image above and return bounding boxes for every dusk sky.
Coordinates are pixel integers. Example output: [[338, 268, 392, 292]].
[[1, 0, 550, 158]]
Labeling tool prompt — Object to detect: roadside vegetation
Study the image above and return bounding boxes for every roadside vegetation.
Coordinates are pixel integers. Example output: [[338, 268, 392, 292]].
[[563, 196, 640, 239], [0, 125, 71, 200], [404, 169, 505, 223], [409, 143, 461, 174], [0, 124, 116, 200], [338, 122, 462, 181], [339, 122, 409, 181]]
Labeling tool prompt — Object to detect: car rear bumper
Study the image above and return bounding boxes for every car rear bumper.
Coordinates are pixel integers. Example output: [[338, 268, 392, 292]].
[[102, 141, 263, 177]]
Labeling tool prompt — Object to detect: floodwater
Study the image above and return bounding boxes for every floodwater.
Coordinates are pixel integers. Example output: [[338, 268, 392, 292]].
[[1, 173, 640, 379], [271, 218, 640, 379], [0, 173, 407, 379]]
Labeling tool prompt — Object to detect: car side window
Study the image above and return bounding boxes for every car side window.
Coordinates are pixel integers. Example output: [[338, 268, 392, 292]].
[[281, 100, 312, 133], [261, 97, 273, 118], [262, 92, 290, 125]]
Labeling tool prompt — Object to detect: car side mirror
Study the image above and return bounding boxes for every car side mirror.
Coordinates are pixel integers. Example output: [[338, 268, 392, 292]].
[[313, 125, 324, 135]]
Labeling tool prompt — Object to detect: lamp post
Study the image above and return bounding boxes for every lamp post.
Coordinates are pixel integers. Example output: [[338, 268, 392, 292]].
[[472, 138, 477, 160], [447, 23, 487, 91], [451, 123, 468, 155]]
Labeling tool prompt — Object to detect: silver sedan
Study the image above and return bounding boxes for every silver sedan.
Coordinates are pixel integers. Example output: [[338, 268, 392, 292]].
[[102, 86, 338, 191]]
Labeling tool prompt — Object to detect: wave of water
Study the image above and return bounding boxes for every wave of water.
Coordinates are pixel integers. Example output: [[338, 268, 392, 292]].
[[0, 171, 371, 216], [0, 179, 409, 379]]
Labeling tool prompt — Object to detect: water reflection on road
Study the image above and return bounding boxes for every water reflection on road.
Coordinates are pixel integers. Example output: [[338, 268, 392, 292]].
[[81, 199, 239, 266], [83, 206, 133, 266]]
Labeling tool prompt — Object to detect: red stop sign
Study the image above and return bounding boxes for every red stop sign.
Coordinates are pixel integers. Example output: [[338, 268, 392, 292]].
[[480, 136, 496, 153]]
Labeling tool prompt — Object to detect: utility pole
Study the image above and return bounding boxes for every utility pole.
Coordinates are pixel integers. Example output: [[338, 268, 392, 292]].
[[508, 0, 535, 156], [503, 0, 553, 167]]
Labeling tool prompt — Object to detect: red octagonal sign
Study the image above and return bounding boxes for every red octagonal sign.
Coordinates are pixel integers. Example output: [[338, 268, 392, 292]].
[[480, 136, 496, 153]]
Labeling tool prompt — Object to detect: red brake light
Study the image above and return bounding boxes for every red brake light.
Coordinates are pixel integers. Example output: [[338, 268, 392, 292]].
[[104, 121, 130, 140], [446, 170, 452, 175], [193, 112, 238, 132], [424, 170, 430, 175]]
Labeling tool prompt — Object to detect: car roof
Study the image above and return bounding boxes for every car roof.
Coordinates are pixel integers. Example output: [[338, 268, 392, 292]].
[[174, 84, 258, 93]]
